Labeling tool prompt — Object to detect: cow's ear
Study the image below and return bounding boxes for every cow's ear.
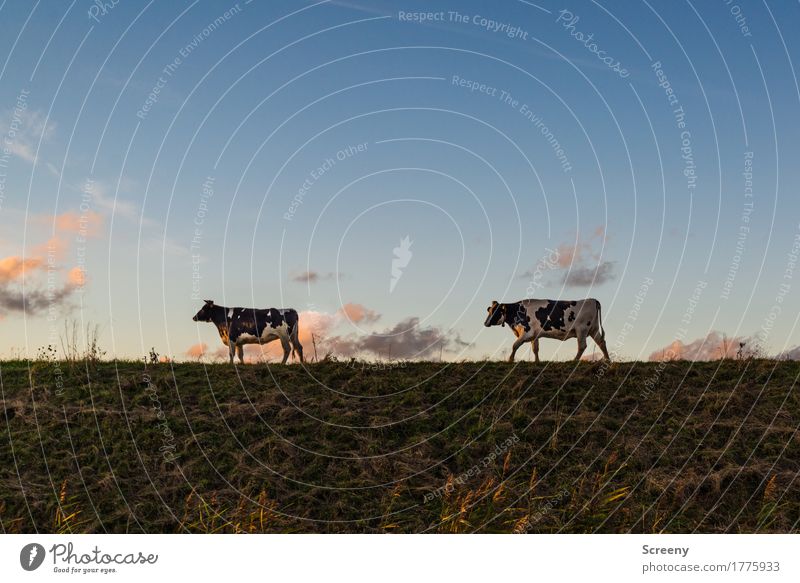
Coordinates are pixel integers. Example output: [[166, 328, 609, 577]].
[[205, 299, 213, 305]]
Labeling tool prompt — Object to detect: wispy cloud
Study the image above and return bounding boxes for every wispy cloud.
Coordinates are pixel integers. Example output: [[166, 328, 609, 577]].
[[90, 179, 140, 222], [290, 270, 340, 284], [0, 108, 56, 163], [562, 260, 616, 287], [47, 211, 104, 238]]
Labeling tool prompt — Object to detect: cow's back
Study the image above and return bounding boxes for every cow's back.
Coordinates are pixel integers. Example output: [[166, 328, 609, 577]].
[[521, 298, 600, 339], [226, 307, 294, 343]]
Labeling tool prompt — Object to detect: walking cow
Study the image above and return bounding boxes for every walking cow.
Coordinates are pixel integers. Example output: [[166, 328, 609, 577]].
[[484, 298, 610, 362], [192, 300, 304, 364]]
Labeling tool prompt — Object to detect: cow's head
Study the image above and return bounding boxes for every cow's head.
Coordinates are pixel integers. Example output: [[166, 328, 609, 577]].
[[484, 300, 506, 327], [192, 300, 215, 322]]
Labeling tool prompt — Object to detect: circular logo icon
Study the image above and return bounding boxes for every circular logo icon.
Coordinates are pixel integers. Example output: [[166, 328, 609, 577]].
[[20, 543, 46, 571]]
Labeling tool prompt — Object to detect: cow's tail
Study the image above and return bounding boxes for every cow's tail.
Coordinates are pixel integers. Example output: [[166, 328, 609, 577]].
[[596, 299, 605, 340], [289, 311, 304, 362], [290, 319, 298, 359]]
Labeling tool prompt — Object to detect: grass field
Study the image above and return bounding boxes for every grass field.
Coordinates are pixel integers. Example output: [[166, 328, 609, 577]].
[[1, 358, 798, 533]]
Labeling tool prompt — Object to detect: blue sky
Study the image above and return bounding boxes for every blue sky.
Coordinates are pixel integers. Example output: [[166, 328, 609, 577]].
[[0, 0, 798, 361]]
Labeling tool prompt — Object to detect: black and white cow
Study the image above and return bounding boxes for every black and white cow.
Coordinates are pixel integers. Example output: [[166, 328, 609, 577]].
[[484, 298, 610, 362], [192, 300, 303, 364]]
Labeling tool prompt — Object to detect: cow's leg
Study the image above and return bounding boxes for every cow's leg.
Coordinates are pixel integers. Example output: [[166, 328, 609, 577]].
[[592, 331, 611, 361], [229, 341, 236, 365], [280, 337, 291, 364], [236, 344, 245, 364], [531, 337, 540, 363], [508, 335, 530, 363], [575, 333, 588, 361]]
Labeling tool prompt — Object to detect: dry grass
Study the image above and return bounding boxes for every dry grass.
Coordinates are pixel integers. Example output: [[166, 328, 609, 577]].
[[0, 358, 798, 533]]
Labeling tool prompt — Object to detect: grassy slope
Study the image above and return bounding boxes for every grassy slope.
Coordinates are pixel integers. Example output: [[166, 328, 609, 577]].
[[0, 359, 798, 533]]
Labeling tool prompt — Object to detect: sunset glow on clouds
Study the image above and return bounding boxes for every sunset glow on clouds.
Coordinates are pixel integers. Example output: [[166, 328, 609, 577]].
[[185, 342, 208, 359], [0, 211, 96, 316], [0, 256, 44, 282], [67, 266, 86, 287], [648, 331, 757, 362], [338, 302, 380, 324]]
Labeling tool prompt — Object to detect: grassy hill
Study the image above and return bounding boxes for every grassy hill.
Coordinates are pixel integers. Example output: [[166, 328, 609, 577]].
[[1, 358, 798, 533]]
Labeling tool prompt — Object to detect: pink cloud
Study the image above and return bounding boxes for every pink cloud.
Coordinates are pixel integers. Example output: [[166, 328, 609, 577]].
[[67, 266, 86, 287], [0, 234, 89, 317], [0, 256, 44, 282], [338, 302, 380, 323], [648, 331, 754, 361], [555, 225, 607, 268], [186, 342, 208, 359]]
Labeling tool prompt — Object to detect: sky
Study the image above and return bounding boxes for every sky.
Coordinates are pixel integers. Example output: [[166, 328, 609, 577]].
[[0, 0, 798, 362]]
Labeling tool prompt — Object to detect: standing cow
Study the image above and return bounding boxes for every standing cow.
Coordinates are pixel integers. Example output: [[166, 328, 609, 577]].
[[192, 300, 304, 364], [484, 298, 610, 362]]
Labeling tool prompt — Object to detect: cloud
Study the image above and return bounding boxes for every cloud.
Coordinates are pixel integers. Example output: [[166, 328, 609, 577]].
[[648, 331, 756, 362], [188, 345, 230, 362], [52, 211, 104, 237], [67, 266, 86, 287], [27, 211, 104, 266], [554, 227, 606, 269], [562, 261, 616, 287], [326, 317, 469, 359], [186, 342, 208, 359], [553, 241, 587, 269], [0, 107, 57, 165], [290, 270, 340, 284], [143, 234, 189, 256], [0, 243, 84, 317], [92, 185, 139, 221], [519, 225, 614, 287], [298, 310, 338, 341], [338, 302, 380, 323], [0, 279, 77, 316], [777, 346, 800, 361], [32, 237, 68, 261], [0, 256, 45, 282]]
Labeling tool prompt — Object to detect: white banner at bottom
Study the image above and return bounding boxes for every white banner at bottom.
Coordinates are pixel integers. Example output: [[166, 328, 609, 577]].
[[1, 534, 797, 582]]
